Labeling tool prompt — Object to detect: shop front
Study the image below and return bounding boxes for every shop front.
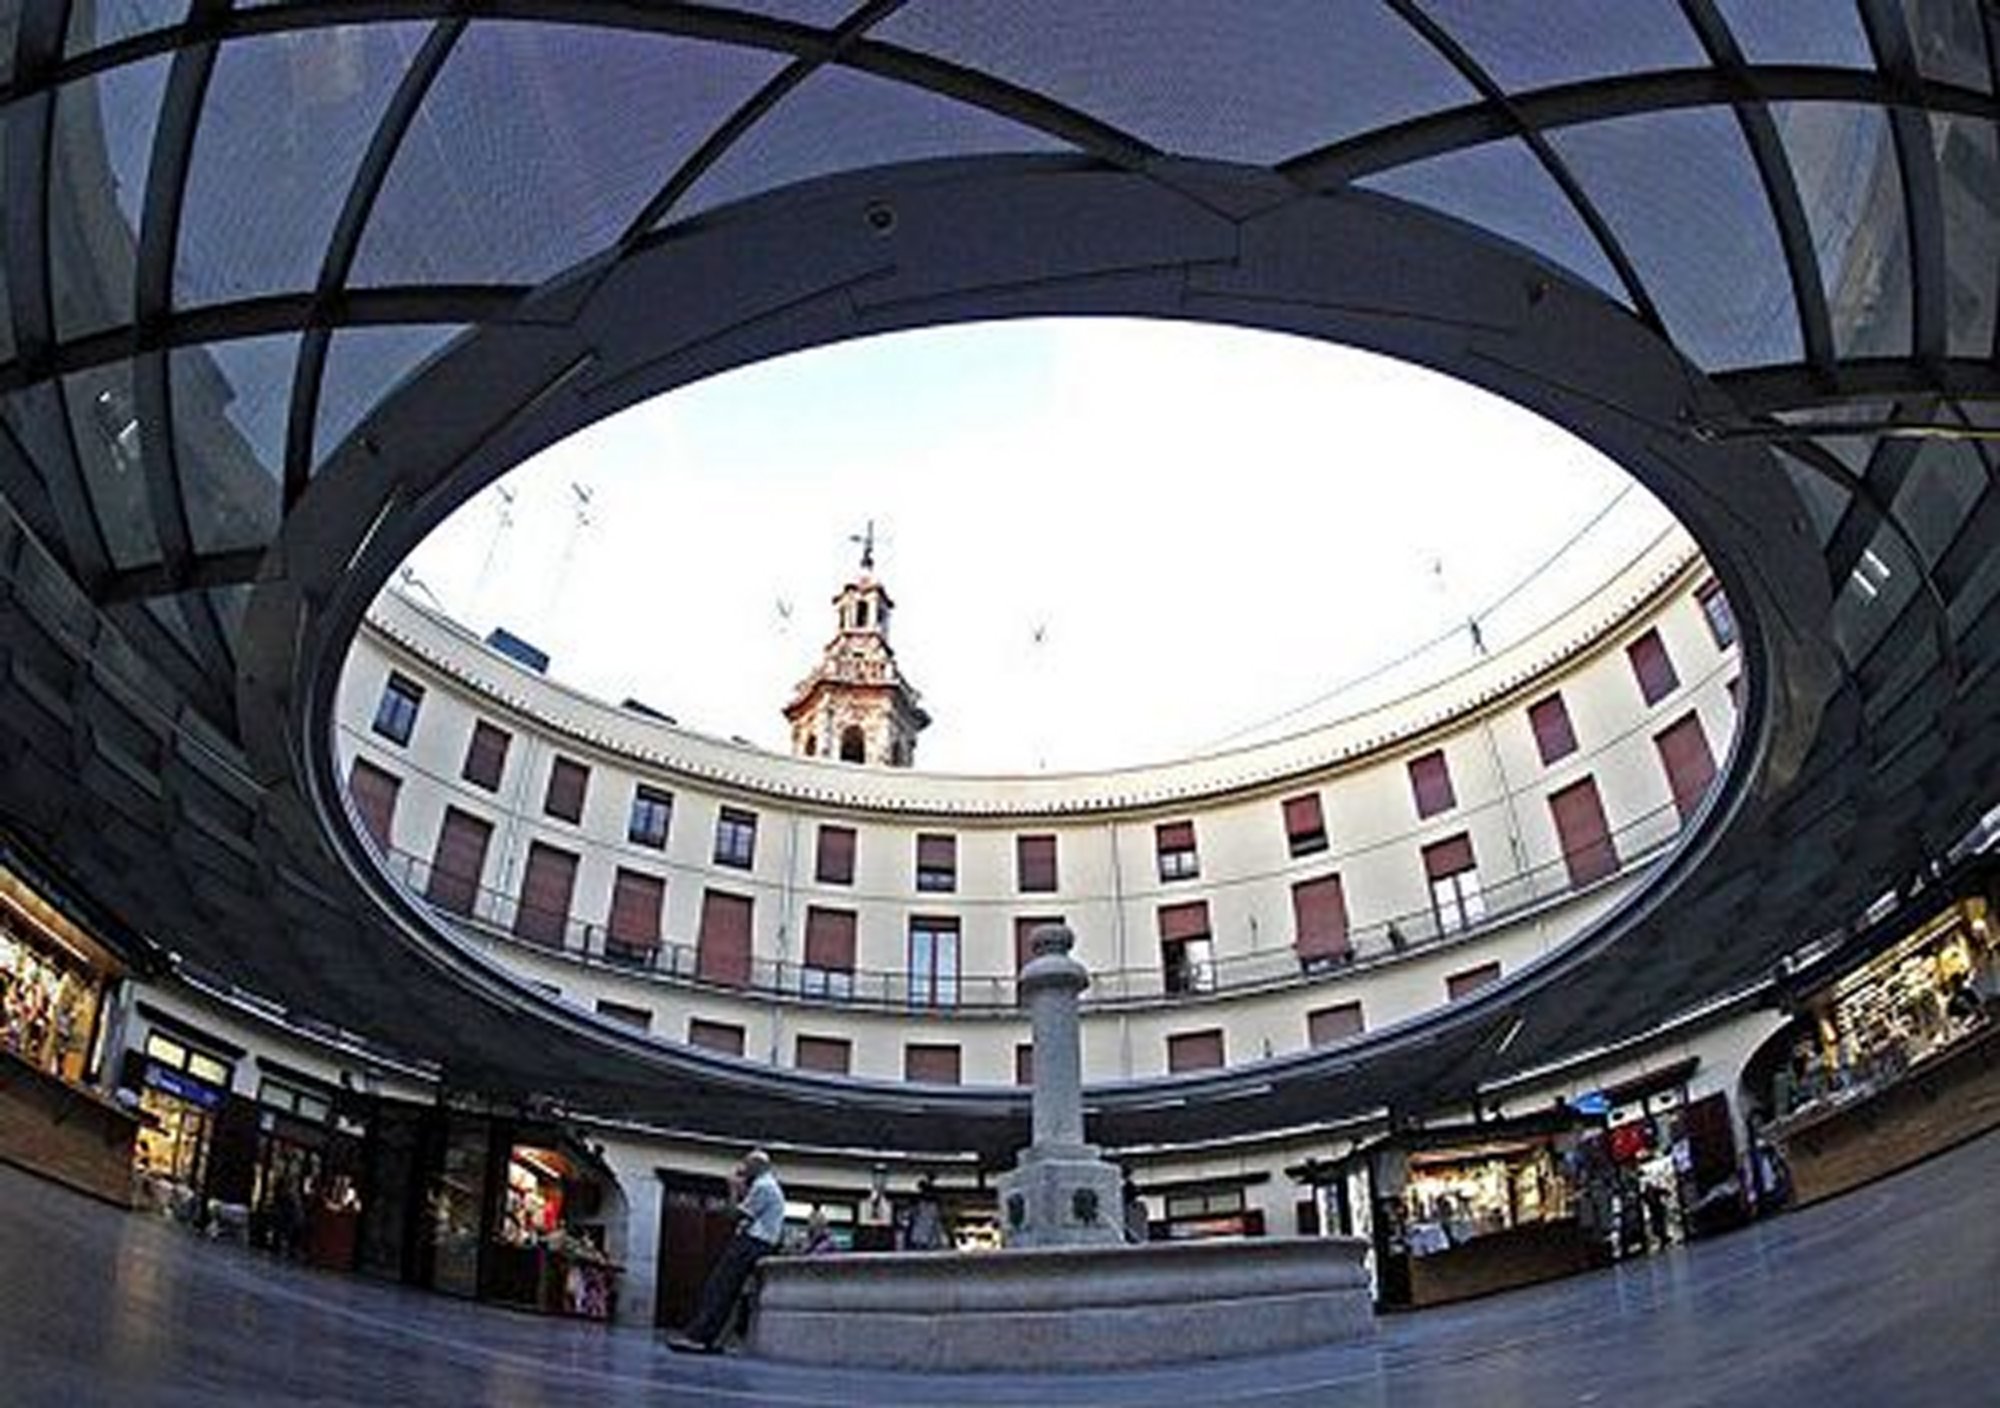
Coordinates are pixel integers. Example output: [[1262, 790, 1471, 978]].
[[1761, 891, 1999, 1204], [0, 857, 138, 1204], [486, 1141, 622, 1320]]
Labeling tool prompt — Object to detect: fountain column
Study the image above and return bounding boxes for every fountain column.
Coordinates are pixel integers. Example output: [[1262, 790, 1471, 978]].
[[996, 924, 1126, 1247]]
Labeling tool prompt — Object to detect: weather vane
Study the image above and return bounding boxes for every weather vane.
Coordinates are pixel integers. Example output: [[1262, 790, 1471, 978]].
[[850, 518, 876, 572]]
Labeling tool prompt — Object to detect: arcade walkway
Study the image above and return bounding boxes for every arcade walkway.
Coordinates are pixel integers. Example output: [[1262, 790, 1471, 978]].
[[3, 1131, 1994, 1407]]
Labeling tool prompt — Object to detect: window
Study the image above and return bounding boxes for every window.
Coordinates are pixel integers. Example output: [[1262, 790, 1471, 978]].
[[1628, 628, 1679, 705], [1016, 834, 1058, 893], [1408, 750, 1455, 818], [544, 756, 589, 823], [595, 999, 652, 1032], [1015, 915, 1065, 972], [839, 726, 866, 763], [461, 721, 510, 792], [815, 825, 856, 885], [1446, 961, 1502, 1002], [1727, 675, 1744, 711], [426, 807, 492, 917], [796, 1034, 852, 1074], [1283, 793, 1328, 856], [1166, 1029, 1225, 1072], [1291, 874, 1351, 967], [1156, 821, 1199, 881], [1015, 1043, 1034, 1087], [1697, 579, 1737, 649], [714, 807, 757, 868], [802, 906, 857, 999], [257, 1078, 331, 1125], [144, 1032, 234, 1090], [908, 917, 961, 1007], [371, 673, 423, 745], [628, 785, 672, 849], [1158, 901, 1215, 995], [1548, 776, 1618, 887], [605, 868, 664, 960], [904, 1042, 962, 1085], [915, 833, 957, 893], [688, 1018, 746, 1057], [346, 758, 400, 852], [1422, 833, 1484, 935], [1655, 711, 1718, 822], [513, 842, 578, 948], [1307, 1002, 1365, 1046], [1528, 693, 1577, 766], [696, 889, 755, 987]]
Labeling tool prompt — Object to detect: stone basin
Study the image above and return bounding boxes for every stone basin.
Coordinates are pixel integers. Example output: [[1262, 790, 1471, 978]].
[[748, 1235, 1374, 1371]]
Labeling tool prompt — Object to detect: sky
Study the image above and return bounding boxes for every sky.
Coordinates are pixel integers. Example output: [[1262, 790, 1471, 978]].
[[397, 317, 1674, 773]]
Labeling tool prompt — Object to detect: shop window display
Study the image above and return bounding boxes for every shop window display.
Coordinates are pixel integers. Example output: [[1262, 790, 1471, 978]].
[[133, 1031, 233, 1194], [0, 901, 110, 1086], [492, 1143, 621, 1320]]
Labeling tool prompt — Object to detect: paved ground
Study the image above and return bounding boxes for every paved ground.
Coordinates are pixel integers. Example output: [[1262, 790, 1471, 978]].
[[3, 1130, 1995, 1407]]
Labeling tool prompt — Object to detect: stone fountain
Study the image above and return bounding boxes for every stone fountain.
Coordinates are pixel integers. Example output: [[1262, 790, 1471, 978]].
[[748, 925, 1374, 1370]]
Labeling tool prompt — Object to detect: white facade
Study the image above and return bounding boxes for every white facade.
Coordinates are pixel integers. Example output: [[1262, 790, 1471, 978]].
[[332, 527, 1742, 1087]]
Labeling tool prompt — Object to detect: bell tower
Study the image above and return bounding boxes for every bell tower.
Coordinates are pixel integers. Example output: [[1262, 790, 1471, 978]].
[[783, 524, 930, 767]]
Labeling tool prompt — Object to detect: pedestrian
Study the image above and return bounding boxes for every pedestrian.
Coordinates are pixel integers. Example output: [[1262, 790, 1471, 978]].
[[904, 1174, 947, 1251], [670, 1149, 785, 1353]]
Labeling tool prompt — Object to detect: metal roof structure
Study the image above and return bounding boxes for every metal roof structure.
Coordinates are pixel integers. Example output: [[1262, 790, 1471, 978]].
[[1, 2, 1996, 1161]]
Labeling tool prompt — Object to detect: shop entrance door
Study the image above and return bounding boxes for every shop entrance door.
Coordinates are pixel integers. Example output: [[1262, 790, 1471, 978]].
[[655, 1173, 734, 1331]]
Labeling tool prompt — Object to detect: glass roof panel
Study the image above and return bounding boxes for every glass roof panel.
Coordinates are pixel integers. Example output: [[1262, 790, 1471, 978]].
[[0, 3, 19, 85], [1773, 103, 1911, 359], [728, 1, 870, 23], [176, 25, 423, 309], [0, 127, 13, 365], [1549, 107, 1800, 371], [351, 23, 786, 288], [50, 55, 170, 342], [1906, 0, 1992, 93], [1932, 115, 1999, 358], [65, 1, 190, 58], [668, 63, 1073, 226], [1710, 0, 1875, 69], [1830, 518, 1920, 670], [61, 360, 164, 569], [314, 323, 466, 470], [1410, 0, 1707, 93], [1775, 445, 1852, 548], [1356, 137, 1628, 307], [874, 1, 1478, 164], [170, 334, 294, 553], [1891, 438, 1988, 567]]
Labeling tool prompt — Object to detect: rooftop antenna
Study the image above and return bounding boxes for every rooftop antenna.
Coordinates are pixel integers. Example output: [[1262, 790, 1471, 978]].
[[849, 518, 876, 572], [472, 484, 516, 601]]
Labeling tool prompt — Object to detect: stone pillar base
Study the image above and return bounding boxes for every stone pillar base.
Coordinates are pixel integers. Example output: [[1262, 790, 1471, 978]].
[[996, 1143, 1126, 1248]]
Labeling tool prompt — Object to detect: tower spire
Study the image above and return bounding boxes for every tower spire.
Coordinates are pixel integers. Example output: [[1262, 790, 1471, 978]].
[[782, 528, 929, 766], [850, 518, 876, 573]]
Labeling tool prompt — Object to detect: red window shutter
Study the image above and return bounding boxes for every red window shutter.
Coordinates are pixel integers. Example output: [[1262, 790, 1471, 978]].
[[1167, 1029, 1225, 1072], [1422, 833, 1476, 880], [815, 825, 856, 884], [1655, 712, 1717, 821], [1446, 961, 1502, 1002], [1528, 694, 1577, 765], [1628, 628, 1679, 705], [796, 1035, 851, 1074], [1409, 750, 1455, 818], [1157, 900, 1210, 942], [697, 890, 755, 987], [688, 1018, 745, 1056], [607, 868, 664, 951], [916, 833, 956, 868], [1016, 835, 1058, 892], [514, 842, 578, 947], [1015, 916, 1063, 971], [905, 1043, 961, 1084], [347, 759, 399, 851], [1156, 821, 1196, 852], [426, 807, 491, 915], [1291, 874, 1351, 962], [462, 721, 510, 791], [1308, 1002, 1364, 1046], [803, 906, 858, 971], [1549, 777, 1618, 886], [545, 756, 589, 822], [1283, 793, 1326, 847]]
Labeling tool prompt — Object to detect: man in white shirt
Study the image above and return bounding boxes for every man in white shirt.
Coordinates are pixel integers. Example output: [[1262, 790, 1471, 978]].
[[673, 1149, 785, 1353]]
